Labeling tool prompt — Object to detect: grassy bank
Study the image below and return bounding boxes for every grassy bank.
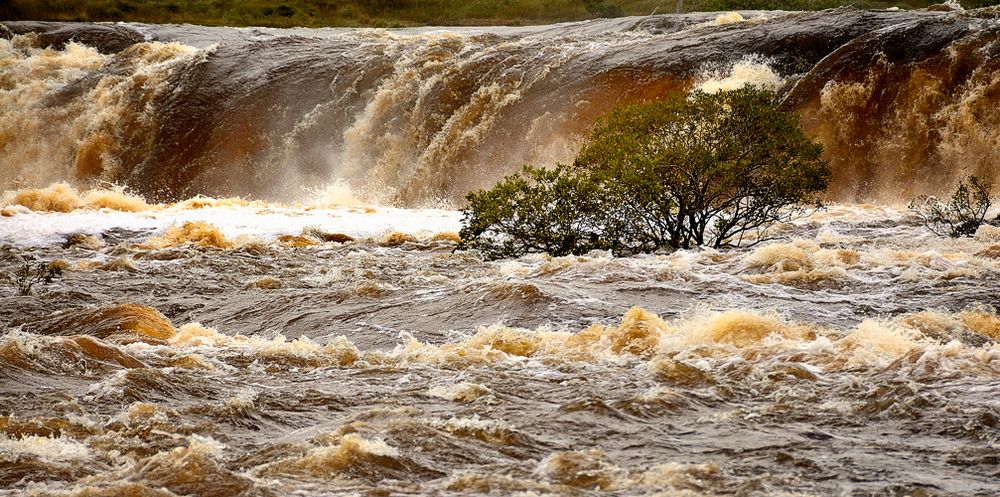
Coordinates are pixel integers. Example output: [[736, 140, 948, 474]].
[[2, 0, 997, 27]]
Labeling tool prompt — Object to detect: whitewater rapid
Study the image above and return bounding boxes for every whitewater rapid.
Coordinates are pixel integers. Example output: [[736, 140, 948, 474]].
[[1, 188, 1000, 495]]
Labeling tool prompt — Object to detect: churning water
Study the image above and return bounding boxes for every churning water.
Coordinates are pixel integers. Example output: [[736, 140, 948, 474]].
[[2, 7, 1000, 497]]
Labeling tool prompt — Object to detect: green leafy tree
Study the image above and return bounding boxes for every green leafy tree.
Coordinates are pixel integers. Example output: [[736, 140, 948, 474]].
[[576, 86, 830, 249], [458, 165, 609, 259], [909, 176, 994, 238], [459, 86, 831, 259]]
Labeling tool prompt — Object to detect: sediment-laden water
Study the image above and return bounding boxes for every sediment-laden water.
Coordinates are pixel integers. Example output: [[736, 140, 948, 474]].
[[4, 7, 1000, 204], [2, 6, 1000, 497], [1, 191, 999, 496]]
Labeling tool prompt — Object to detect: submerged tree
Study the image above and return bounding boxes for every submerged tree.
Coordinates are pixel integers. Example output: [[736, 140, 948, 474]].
[[576, 86, 830, 249], [458, 165, 609, 259], [458, 86, 832, 259], [909, 176, 994, 238]]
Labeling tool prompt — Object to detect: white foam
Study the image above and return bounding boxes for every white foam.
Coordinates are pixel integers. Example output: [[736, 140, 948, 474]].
[[0, 435, 90, 462], [695, 54, 784, 94], [0, 204, 462, 247]]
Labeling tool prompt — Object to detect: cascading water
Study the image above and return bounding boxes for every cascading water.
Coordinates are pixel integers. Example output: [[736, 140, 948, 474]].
[[5, 7, 1000, 205]]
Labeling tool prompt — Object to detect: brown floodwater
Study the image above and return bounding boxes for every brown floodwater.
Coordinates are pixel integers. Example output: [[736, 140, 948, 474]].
[[2, 6, 1000, 497], [0, 199, 998, 496]]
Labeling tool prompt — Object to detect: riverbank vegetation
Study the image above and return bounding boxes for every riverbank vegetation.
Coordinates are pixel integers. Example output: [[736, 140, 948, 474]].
[[458, 87, 831, 259], [2, 0, 995, 28]]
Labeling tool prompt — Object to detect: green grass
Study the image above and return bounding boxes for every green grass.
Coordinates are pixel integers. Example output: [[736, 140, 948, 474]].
[[2, 0, 997, 28]]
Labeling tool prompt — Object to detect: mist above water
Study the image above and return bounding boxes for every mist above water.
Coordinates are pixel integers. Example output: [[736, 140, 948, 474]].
[[4, 7, 1000, 205]]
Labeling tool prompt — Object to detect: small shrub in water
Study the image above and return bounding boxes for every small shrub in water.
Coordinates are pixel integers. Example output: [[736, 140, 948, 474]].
[[909, 176, 994, 238], [0, 249, 65, 295]]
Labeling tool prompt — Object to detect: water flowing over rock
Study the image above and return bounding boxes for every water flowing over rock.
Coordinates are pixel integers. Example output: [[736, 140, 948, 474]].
[[4, 8, 1000, 205]]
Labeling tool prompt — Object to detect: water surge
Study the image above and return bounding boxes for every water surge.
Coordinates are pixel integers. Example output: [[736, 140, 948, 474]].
[[4, 7, 1000, 204]]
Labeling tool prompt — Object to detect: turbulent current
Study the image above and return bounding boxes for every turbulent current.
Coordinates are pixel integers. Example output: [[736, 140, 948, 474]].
[[2, 6, 1000, 497], [5, 7, 1000, 204]]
